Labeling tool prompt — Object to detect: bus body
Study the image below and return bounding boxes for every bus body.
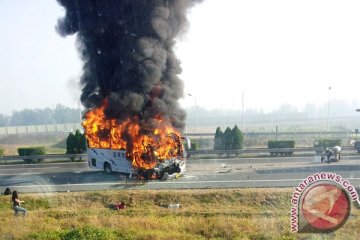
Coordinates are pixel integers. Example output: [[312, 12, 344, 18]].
[[88, 148, 132, 174], [87, 137, 190, 179]]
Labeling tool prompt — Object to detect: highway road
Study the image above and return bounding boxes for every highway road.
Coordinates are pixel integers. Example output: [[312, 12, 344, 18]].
[[1, 155, 360, 193]]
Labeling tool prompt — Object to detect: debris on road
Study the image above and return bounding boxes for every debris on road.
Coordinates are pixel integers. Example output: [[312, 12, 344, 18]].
[[219, 168, 230, 173]]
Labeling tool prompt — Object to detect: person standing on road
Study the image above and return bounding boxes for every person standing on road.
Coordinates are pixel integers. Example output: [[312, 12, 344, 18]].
[[12, 191, 27, 217]]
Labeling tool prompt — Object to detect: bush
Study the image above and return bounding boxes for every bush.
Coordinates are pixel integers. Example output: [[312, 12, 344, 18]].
[[0, 148, 4, 157], [268, 141, 295, 156], [18, 147, 45, 163], [28, 226, 119, 240], [28, 231, 62, 240], [61, 226, 118, 240], [196, 138, 213, 149], [314, 139, 342, 149], [190, 141, 198, 151]]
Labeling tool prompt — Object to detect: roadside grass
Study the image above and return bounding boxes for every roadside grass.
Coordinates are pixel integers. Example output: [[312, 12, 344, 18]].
[[0, 143, 65, 156], [0, 134, 67, 156], [1, 188, 359, 239]]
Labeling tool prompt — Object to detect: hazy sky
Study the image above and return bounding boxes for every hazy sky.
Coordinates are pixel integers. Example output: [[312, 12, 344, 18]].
[[1, 0, 360, 115]]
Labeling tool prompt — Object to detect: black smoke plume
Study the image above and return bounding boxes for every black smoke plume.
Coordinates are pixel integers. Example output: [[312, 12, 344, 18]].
[[56, 0, 201, 131]]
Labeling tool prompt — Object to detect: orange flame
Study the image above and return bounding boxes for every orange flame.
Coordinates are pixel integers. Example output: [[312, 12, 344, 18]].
[[82, 104, 184, 170]]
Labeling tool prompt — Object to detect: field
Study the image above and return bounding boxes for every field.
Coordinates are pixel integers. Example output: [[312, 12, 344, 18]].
[[0, 133, 67, 156], [1, 188, 360, 240]]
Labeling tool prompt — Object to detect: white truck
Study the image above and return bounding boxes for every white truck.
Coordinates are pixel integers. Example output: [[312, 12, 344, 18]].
[[87, 137, 190, 179]]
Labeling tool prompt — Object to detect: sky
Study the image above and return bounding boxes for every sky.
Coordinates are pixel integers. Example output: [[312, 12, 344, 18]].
[[1, 0, 360, 115]]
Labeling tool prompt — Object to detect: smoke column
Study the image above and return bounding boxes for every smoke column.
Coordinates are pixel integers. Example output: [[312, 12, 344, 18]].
[[56, 0, 201, 131]]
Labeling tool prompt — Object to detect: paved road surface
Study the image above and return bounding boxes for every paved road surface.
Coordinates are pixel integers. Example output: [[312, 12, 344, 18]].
[[1, 156, 360, 192]]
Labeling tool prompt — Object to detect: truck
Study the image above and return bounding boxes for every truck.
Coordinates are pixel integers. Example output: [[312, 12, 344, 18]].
[[87, 137, 190, 180], [268, 140, 295, 157]]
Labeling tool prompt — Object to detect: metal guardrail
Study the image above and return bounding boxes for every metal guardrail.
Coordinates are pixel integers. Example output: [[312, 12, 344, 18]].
[[187, 146, 356, 156], [0, 123, 82, 135], [0, 154, 87, 161], [0, 146, 357, 162], [186, 131, 354, 137]]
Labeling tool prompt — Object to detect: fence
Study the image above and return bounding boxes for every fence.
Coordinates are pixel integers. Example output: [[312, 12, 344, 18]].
[[0, 123, 82, 135], [188, 131, 357, 148]]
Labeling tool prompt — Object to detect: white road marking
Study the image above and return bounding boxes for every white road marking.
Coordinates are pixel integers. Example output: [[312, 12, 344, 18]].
[[7, 182, 136, 188], [0, 172, 42, 176], [0, 162, 87, 167], [0, 167, 60, 171]]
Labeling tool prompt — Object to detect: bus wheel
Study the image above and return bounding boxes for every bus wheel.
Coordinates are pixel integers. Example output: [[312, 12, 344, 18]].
[[104, 162, 112, 174]]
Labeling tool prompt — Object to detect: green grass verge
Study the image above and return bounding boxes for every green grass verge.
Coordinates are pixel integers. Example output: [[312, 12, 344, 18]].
[[0, 189, 359, 239]]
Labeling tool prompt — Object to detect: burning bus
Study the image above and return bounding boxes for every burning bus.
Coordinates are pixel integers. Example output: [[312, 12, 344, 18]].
[[57, 0, 199, 179], [83, 104, 190, 180], [87, 137, 190, 180]]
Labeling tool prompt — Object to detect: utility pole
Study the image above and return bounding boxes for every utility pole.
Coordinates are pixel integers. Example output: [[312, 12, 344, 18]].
[[242, 92, 244, 132], [188, 93, 197, 137], [327, 86, 331, 131], [52, 105, 56, 125], [195, 96, 197, 137], [78, 101, 83, 124], [356, 109, 360, 140]]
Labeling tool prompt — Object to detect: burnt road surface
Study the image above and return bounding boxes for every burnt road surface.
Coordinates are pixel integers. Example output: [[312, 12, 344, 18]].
[[1, 156, 360, 193]]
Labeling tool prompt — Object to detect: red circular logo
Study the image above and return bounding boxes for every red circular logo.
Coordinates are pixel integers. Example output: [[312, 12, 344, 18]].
[[301, 183, 350, 232]]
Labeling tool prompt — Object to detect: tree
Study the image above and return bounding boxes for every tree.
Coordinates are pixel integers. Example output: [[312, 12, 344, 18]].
[[214, 127, 224, 157], [74, 130, 87, 154], [54, 104, 81, 124], [66, 130, 86, 161], [214, 127, 224, 150], [231, 125, 243, 150], [223, 127, 233, 158], [0, 114, 10, 127], [231, 125, 243, 157], [9, 105, 81, 126], [66, 132, 76, 154]]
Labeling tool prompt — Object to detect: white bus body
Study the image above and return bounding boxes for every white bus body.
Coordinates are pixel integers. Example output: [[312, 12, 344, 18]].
[[87, 137, 190, 179], [88, 148, 133, 175]]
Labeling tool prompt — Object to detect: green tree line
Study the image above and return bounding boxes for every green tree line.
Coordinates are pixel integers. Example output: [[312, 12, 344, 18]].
[[214, 125, 243, 151], [0, 104, 81, 127]]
